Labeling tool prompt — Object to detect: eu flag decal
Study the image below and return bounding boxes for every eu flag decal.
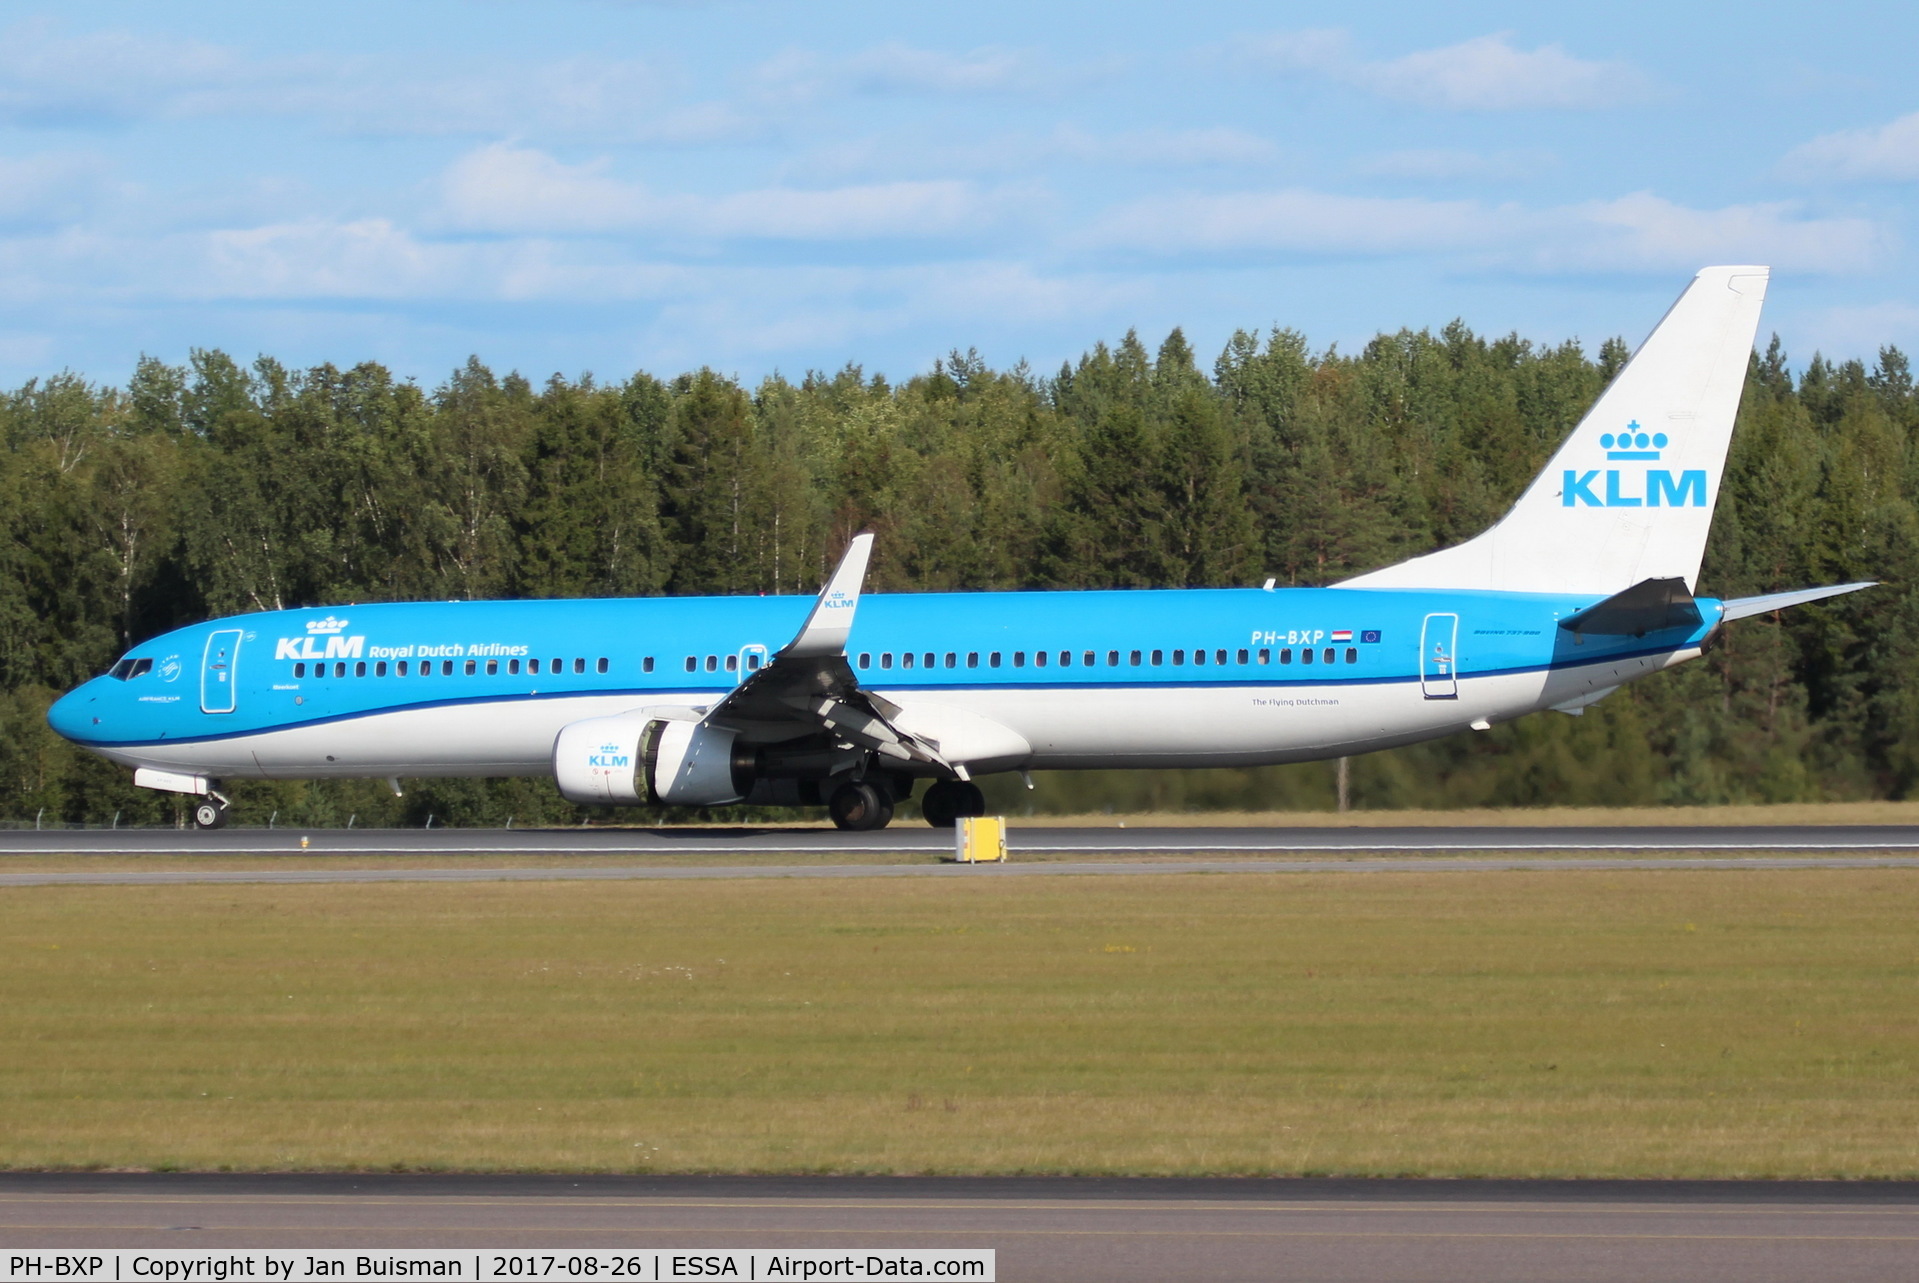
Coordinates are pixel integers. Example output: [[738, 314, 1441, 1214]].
[[1360, 630, 1382, 644]]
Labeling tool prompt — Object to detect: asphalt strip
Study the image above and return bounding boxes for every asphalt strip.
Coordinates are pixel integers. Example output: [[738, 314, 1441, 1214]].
[[5, 854, 1919, 885]]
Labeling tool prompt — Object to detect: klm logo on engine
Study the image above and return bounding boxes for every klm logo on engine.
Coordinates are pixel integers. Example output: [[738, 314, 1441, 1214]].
[[588, 742, 630, 769], [1562, 420, 1706, 508]]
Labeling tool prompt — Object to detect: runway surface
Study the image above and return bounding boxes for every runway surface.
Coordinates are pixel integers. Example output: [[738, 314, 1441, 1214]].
[[4, 826, 1919, 885], [7, 822, 1919, 856], [3, 1173, 1915, 1282]]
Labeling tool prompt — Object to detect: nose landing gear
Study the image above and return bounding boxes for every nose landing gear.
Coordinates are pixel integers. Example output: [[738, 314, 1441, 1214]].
[[190, 791, 231, 831]]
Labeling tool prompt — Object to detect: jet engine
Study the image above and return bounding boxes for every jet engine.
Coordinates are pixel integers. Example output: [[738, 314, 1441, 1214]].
[[552, 714, 752, 807]]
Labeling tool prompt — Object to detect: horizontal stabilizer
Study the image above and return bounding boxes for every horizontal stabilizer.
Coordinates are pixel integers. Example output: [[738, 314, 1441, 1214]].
[[1718, 581, 1877, 623], [1560, 577, 1703, 637]]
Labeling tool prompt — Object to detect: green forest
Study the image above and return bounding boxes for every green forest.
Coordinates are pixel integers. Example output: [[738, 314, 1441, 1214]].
[[1, 319, 1911, 827]]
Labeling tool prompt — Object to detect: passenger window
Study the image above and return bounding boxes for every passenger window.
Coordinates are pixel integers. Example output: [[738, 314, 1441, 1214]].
[[507, 659, 518, 675], [1151, 650, 1163, 665], [1346, 647, 1358, 664], [945, 652, 957, 668], [398, 661, 408, 676], [924, 652, 935, 669], [578, 658, 590, 675], [643, 657, 654, 673], [1129, 650, 1141, 666], [464, 660, 477, 675], [376, 661, 388, 677], [990, 652, 1002, 667], [685, 656, 697, 672], [355, 661, 367, 677], [703, 656, 716, 673], [1172, 650, 1185, 665], [902, 652, 915, 669], [551, 657, 562, 673], [725, 654, 738, 672], [335, 662, 348, 678], [1280, 649, 1291, 665], [1013, 651, 1025, 667], [1060, 651, 1072, 667], [1301, 648, 1314, 665], [1257, 648, 1269, 665], [881, 653, 893, 669], [529, 658, 540, 674], [747, 653, 760, 670], [1108, 650, 1119, 666], [859, 653, 871, 668], [967, 652, 979, 668], [1324, 648, 1335, 664], [1193, 649, 1205, 666], [294, 662, 306, 678], [1083, 651, 1095, 667], [1034, 651, 1046, 668], [1216, 649, 1227, 665], [1237, 649, 1249, 664], [443, 661, 454, 676], [486, 660, 498, 675]]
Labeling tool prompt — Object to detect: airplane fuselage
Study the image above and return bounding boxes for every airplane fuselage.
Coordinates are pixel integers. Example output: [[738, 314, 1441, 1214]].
[[48, 585, 1715, 782]]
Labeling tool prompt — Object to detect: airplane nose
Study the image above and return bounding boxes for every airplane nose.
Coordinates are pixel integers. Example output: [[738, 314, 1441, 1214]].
[[46, 684, 98, 742]]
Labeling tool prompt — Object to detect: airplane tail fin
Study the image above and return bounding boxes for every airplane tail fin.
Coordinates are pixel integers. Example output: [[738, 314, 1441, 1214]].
[[1338, 266, 1770, 595]]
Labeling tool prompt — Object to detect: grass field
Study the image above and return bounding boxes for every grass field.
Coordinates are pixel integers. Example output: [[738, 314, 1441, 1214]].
[[5, 870, 1919, 1177]]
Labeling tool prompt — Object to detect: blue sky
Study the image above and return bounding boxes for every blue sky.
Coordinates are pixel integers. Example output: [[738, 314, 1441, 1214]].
[[2, 0, 1916, 389]]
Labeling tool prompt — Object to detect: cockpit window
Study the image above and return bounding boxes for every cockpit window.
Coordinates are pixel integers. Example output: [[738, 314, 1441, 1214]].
[[107, 657, 153, 680]]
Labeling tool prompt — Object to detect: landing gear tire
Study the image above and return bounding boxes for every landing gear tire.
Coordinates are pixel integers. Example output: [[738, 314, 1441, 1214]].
[[829, 781, 893, 831], [921, 780, 986, 828], [191, 798, 229, 831]]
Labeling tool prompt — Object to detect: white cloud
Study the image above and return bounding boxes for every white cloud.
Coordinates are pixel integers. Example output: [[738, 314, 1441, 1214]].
[[1356, 148, 1557, 181], [796, 125, 1280, 182], [0, 152, 113, 227], [439, 142, 1014, 240], [1235, 29, 1650, 112], [1798, 301, 1919, 358], [1781, 112, 1919, 183], [0, 19, 741, 142], [751, 43, 1062, 106], [1087, 186, 1888, 274], [1087, 189, 1516, 255]]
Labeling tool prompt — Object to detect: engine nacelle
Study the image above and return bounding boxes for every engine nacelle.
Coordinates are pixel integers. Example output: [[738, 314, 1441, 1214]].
[[648, 718, 751, 805], [552, 714, 753, 807], [552, 713, 651, 805]]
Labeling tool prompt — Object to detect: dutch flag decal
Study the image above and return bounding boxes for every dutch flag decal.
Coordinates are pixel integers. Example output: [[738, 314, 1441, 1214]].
[[1331, 630, 1353, 642]]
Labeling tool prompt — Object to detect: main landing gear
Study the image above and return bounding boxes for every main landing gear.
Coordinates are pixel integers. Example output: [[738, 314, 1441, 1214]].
[[190, 791, 231, 831], [919, 779, 986, 829], [828, 779, 894, 831]]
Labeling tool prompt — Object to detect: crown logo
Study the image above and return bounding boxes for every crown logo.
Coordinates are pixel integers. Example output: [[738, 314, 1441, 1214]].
[[1600, 420, 1668, 461], [305, 615, 350, 635], [599, 743, 622, 754]]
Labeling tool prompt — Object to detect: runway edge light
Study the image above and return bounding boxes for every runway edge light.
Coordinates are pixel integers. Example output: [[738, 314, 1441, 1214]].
[[957, 815, 1007, 863]]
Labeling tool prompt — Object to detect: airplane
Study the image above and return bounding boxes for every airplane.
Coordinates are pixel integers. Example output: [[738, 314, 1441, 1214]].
[[47, 265, 1874, 832]]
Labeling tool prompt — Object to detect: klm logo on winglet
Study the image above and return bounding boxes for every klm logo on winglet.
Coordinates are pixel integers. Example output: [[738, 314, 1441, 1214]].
[[1563, 420, 1705, 508]]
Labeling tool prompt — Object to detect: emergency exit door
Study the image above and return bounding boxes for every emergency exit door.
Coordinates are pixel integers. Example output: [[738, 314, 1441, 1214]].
[[1420, 613, 1458, 700]]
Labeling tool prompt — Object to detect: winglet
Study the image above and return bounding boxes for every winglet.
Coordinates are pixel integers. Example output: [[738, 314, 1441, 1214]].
[[1718, 581, 1876, 623], [779, 532, 874, 658]]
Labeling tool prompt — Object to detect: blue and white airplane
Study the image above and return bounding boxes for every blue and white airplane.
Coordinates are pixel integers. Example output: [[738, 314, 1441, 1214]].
[[47, 266, 1873, 831]]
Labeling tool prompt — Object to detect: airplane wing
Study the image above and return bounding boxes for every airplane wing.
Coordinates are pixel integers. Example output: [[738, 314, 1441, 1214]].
[[700, 533, 959, 775]]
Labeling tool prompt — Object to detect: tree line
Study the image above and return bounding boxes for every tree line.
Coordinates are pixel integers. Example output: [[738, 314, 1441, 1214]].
[[1, 320, 1910, 825]]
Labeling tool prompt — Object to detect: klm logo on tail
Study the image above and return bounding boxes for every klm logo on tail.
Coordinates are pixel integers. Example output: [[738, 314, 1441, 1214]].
[[1563, 421, 1705, 508]]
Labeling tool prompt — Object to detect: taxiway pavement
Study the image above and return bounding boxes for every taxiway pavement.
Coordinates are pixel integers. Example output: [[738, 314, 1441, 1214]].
[[1, 1173, 1914, 1283]]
